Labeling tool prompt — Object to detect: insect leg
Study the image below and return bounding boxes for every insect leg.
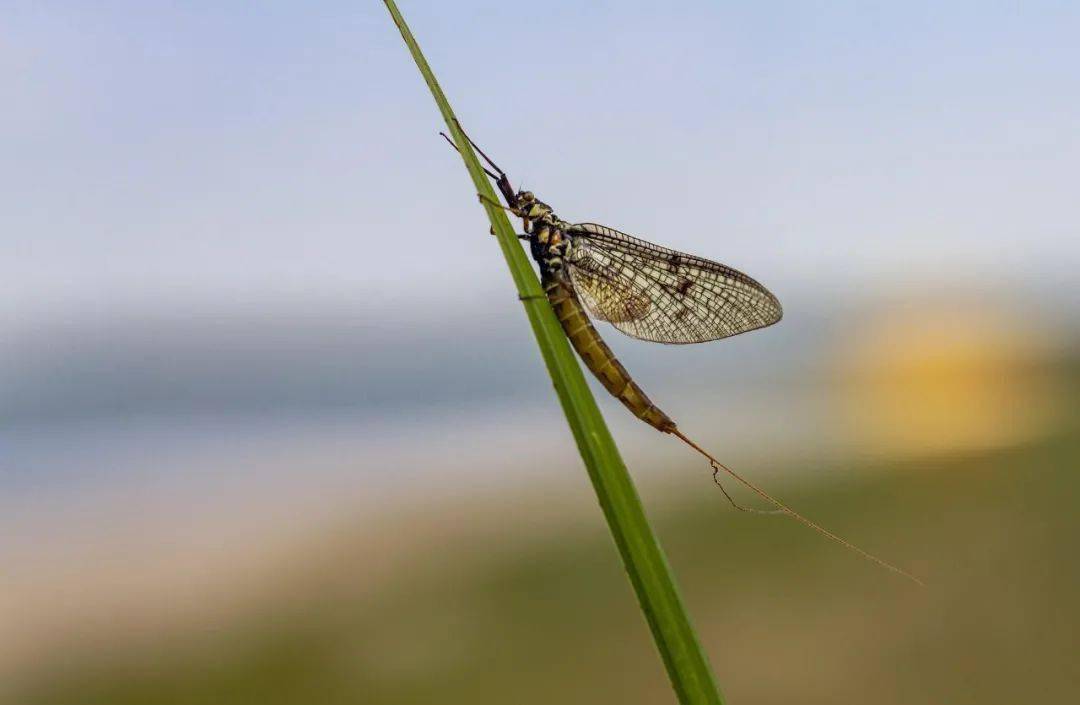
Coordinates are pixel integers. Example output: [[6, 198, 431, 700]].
[[486, 228, 527, 240], [478, 193, 512, 211]]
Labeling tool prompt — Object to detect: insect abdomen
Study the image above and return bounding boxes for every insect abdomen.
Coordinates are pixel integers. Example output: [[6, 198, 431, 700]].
[[543, 273, 676, 433]]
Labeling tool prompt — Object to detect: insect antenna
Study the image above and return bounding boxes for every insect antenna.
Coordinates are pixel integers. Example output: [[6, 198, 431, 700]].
[[439, 120, 517, 205], [451, 118, 508, 178], [668, 427, 925, 586], [439, 132, 501, 181]]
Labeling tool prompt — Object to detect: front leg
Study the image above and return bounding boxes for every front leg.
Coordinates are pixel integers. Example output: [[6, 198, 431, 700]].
[[478, 193, 511, 211], [486, 226, 529, 240]]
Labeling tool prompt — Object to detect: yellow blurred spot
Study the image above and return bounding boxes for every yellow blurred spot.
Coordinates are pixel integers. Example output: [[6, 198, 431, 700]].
[[836, 303, 1062, 457]]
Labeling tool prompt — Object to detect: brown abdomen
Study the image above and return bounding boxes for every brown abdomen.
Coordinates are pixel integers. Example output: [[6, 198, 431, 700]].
[[543, 272, 676, 433]]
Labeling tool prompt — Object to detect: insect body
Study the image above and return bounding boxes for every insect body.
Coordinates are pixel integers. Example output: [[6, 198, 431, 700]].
[[503, 187, 781, 435], [443, 128, 921, 585], [515, 192, 678, 432], [452, 131, 783, 435]]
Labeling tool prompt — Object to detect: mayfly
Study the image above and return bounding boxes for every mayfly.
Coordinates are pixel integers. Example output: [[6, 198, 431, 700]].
[[443, 128, 921, 585]]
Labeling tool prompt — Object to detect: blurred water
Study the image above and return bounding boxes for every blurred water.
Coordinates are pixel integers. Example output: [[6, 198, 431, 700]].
[[3, 289, 1073, 505]]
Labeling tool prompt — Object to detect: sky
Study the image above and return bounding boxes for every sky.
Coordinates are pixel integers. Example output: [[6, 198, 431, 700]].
[[2, 0, 1079, 491], [3, 1, 1078, 335]]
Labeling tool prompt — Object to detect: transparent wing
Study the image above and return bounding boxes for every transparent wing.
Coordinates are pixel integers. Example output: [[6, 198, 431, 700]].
[[565, 223, 782, 344], [566, 261, 654, 324]]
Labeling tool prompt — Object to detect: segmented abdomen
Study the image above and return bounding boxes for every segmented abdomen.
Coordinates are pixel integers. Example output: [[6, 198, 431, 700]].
[[543, 272, 676, 433]]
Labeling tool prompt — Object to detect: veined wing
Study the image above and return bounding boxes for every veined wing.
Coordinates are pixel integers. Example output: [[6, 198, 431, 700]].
[[566, 223, 782, 344]]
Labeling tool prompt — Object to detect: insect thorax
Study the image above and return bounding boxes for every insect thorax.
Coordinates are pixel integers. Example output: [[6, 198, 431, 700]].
[[525, 209, 574, 273]]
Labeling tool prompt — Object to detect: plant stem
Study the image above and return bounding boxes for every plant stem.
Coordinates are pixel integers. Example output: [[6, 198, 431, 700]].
[[382, 3, 725, 702]]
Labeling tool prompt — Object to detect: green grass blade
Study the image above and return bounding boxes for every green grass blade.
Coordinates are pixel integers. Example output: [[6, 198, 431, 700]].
[[382, 3, 724, 703]]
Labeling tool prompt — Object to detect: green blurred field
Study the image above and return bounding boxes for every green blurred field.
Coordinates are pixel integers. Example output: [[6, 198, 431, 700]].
[[11, 361, 1079, 705]]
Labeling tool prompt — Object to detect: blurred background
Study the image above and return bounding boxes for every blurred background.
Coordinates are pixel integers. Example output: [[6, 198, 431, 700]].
[[3, 2, 1079, 703]]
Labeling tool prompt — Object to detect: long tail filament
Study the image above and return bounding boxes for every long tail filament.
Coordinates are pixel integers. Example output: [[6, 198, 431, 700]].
[[669, 428, 924, 587]]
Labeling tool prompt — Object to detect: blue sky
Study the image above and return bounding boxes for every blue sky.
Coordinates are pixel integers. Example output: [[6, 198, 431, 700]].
[[3, 1, 1078, 333]]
